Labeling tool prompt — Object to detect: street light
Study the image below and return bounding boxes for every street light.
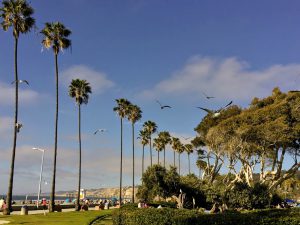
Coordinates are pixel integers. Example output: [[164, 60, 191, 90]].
[[32, 147, 45, 208]]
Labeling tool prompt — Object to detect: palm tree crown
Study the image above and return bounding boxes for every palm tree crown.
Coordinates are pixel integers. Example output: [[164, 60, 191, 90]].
[[143, 120, 157, 137], [139, 129, 149, 146], [41, 22, 71, 55], [68, 79, 92, 105], [1, 0, 35, 38], [127, 104, 142, 124], [143, 120, 157, 166], [113, 98, 131, 118]]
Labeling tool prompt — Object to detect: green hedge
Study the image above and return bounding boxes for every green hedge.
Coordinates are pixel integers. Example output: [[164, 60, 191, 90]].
[[112, 208, 300, 225]]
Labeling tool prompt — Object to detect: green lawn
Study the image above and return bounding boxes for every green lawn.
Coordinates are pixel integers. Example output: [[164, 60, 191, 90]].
[[0, 210, 113, 225]]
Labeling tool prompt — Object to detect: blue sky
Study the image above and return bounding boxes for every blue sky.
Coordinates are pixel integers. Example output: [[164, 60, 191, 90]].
[[1, 0, 300, 195]]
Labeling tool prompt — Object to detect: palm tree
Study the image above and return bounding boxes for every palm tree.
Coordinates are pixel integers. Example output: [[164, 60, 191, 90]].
[[177, 143, 184, 176], [1, 0, 35, 214], [171, 137, 180, 167], [113, 98, 131, 206], [153, 136, 164, 165], [69, 79, 91, 211], [158, 131, 171, 167], [127, 104, 142, 204], [184, 144, 194, 174], [142, 121, 157, 167], [41, 21, 71, 212], [138, 129, 149, 175]]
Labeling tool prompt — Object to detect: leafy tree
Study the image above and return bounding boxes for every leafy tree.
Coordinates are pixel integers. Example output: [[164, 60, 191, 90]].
[[194, 88, 300, 190], [127, 104, 142, 203], [1, 0, 35, 214], [137, 165, 180, 202], [68, 79, 92, 211], [143, 121, 157, 167], [41, 21, 71, 212], [113, 98, 131, 205]]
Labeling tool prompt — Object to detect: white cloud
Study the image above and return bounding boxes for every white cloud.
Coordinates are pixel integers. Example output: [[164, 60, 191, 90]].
[[140, 56, 300, 102], [0, 82, 39, 106], [61, 65, 115, 94]]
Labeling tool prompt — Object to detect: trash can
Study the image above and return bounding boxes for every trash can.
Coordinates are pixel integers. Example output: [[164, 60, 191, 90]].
[[20, 205, 28, 215]]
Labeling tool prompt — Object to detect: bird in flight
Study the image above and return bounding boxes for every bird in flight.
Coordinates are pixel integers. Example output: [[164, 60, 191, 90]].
[[15, 123, 23, 133], [94, 129, 107, 135], [201, 91, 215, 99], [181, 136, 192, 140], [11, 80, 29, 85], [156, 100, 172, 109], [197, 101, 233, 117]]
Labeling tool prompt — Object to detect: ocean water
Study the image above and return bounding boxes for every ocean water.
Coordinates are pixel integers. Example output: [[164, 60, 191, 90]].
[[0, 195, 69, 201]]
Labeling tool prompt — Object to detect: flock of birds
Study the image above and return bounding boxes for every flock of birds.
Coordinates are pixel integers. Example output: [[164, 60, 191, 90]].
[[156, 92, 233, 118], [13, 77, 299, 139], [93, 91, 233, 136]]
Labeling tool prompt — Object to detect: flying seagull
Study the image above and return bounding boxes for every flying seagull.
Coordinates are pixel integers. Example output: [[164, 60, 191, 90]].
[[181, 136, 192, 140], [11, 80, 29, 85], [156, 100, 172, 109], [94, 129, 107, 135], [197, 101, 233, 117], [15, 123, 23, 133], [201, 91, 215, 99]]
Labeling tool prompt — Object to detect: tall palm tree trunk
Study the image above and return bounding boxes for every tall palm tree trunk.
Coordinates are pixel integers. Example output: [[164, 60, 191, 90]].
[[178, 153, 181, 176], [149, 137, 152, 167], [132, 123, 135, 203], [142, 145, 145, 175], [76, 104, 82, 211], [188, 154, 191, 174], [6, 37, 19, 214], [157, 151, 160, 165], [119, 118, 123, 206], [50, 53, 59, 212], [173, 151, 176, 167], [163, 148, 166, 167]]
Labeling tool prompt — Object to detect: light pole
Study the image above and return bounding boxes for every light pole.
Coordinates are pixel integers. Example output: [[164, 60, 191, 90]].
[[32, 147, 45, 208]]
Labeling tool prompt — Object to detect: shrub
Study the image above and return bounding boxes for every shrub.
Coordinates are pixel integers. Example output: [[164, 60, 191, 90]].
[[224, 182, 272, 209], [112, 207, 300, 225]]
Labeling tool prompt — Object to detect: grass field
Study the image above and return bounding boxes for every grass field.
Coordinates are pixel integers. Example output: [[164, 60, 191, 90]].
[[0, 210, 113, 225]]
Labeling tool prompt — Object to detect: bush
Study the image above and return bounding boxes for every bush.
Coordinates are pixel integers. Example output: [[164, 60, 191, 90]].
[[112, 208, 300, 225], [224, 182, 272, 209]]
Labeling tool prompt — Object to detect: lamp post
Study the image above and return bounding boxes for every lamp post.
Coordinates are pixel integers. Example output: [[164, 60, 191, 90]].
[[32, 147, 45, 208]]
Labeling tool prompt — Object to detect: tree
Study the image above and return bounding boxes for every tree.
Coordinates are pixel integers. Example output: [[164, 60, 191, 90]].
[[158, 131, 171, 167], [113, 98, 131, 205], [68, 79, 91, 211], [138, 129, 149, 175], [171, 137, 180, 168], [153, 136, 164, 165], [184, 144, 194, 174], [194, 88, 300, 190], [177, 143, 185, 176], [136, 165, 180, 202], [142, 121, 157, 167], [1, 0, 35, 214], [127, 104, 142, 203], [41, 22, 71, 212]]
